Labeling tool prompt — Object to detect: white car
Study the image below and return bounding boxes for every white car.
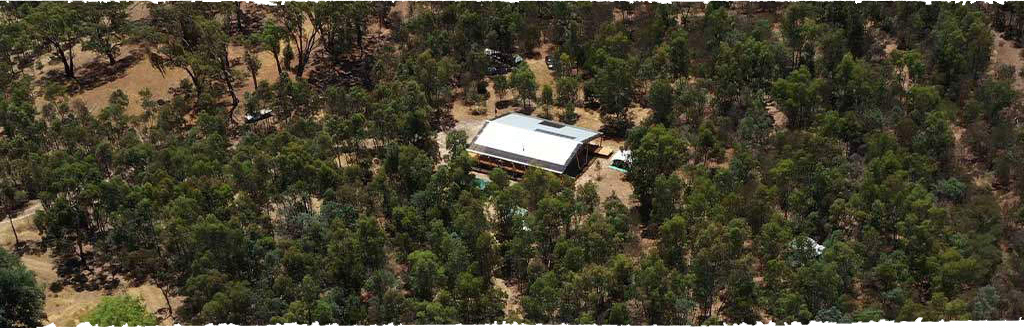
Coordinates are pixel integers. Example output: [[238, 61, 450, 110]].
[[609, 150, 631, 172]]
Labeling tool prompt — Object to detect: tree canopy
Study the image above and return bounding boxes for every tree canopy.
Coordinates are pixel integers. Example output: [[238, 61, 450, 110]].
[[0, 248, 46, 328]]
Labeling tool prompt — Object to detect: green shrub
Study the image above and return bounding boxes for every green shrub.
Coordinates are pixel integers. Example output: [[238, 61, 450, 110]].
[[82, 295, 159, 327], [932, 178, 967, 202]]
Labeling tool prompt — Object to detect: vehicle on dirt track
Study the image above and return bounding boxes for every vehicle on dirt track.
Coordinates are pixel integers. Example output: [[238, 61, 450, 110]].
[[245, 109, 273, 124]]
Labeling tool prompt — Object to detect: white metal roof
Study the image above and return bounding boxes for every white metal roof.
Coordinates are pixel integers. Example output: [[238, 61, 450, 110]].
[[468, 113, 601, 173], [492, 113, 601, 143]]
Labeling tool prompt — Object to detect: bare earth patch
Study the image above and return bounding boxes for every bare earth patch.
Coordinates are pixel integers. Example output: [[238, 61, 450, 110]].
[[575, 139, 636, 208], [65, 43, 282, 118], [991, 30, 1024, 90], [25, 3, 287, 118], [127, 2, 149, 21]]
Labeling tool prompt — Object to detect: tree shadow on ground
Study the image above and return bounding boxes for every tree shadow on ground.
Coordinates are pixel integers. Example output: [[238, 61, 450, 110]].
[[12, 239, 46, 257], [308, 54, 375, 91], [225, 5, 265, 37], [516, 103, 535, 115], [495, 100, 514, 110], [50, 252, 122, 293], [307, 32, 390, 91], [40, 50, 143, 95], [521, 48, 542, 60]]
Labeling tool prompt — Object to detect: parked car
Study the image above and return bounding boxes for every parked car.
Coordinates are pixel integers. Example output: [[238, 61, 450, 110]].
[[245, 109, 273, 124], [609, 150, 632, 172], [545, 55, 556, 70], [485, 48, 524, 71], [487, 65, 513, 76]]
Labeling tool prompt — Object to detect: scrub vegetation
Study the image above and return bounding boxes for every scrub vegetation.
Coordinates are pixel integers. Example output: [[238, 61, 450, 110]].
[[2, 1, 1024, 325]]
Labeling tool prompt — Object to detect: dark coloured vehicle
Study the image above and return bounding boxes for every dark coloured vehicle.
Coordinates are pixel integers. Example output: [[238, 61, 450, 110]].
[[485, 48, 523, 75]]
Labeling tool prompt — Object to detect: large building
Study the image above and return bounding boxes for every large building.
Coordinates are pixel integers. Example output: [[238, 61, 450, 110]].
[[468, 113, 602, 176]]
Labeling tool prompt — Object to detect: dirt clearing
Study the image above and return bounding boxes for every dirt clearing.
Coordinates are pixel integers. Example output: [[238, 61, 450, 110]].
[[575, 139, 636, 207], [524, 44, 557, 93], [991, 31, 1024, 90]]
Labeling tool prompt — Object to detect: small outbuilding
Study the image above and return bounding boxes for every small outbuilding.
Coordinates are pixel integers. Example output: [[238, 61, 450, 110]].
[[468, 113, 602, 177]]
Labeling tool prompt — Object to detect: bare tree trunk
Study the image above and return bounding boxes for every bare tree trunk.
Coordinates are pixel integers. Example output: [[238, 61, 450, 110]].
[[224, 72, 239, 108], [7, 215, 18, 246], [235, 2, 244, 33], [219, 52, 240, 110], [357, 24, 366, 54], [160, 285, 175, 319], [224, 71, 240, 127], [296, 49, 309, 77], [185, 67, 202, 98], [227, 86, 239, 108], [272, 53, 283, 77], [66, 47, 76, 79], [294, 27, 319, 77], [55, 46, 75, 79], [76, 233, 86, 265]]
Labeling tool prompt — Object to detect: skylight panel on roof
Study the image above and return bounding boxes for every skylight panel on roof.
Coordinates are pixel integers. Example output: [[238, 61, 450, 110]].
[[534, 129, 576, 140], [539, 121, 566, 128]]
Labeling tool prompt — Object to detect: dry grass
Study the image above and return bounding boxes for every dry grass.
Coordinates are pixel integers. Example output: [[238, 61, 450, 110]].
[[69, 46, 188, 117], [524, 44, 557, 92], [24, 3, 288, 118], [391, 1, 412, 21], [59, 43, 282, 119], [765, 103, 787, 129], [991, 30, 1024, 90], [492, 277, 523, 320], [1, 202, 182, 326]]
